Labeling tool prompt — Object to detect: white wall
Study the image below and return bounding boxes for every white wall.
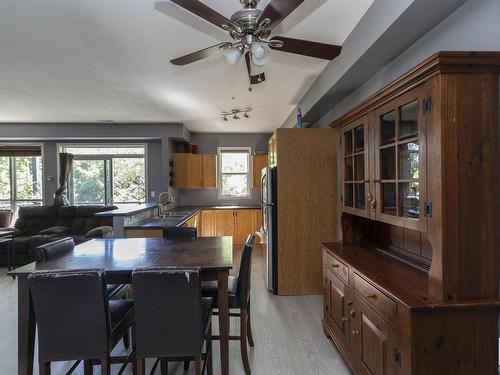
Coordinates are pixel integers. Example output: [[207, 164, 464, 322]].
[[314, 0, 500, 127]]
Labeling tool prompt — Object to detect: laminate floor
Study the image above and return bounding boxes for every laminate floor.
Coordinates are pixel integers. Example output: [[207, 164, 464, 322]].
[[0, 245, 351, 375]]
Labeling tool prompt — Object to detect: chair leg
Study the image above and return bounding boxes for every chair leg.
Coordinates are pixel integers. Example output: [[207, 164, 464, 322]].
[[39, 362, 51, 375], [135, 358, 146, 375], [247, 300, 255, 347], [194, 356, 202, 375], [240, 308, 251, 374], [207, 322, 213, 375], [183, 361, 190, 372], [100, 357, 111, 375], [84, 360, 93, 375], [160, 358, 168, 375]]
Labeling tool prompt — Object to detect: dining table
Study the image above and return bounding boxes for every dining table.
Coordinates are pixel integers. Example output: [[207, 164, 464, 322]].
[[8, 236, 234, 375]]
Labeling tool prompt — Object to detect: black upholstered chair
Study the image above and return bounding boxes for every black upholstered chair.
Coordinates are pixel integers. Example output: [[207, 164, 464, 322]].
[[201, 234, 255, 374], [163, 227, 197, 239], [133, 267, 213, 375], [28, 269, 134, 375], [34, 238, 131, 347]]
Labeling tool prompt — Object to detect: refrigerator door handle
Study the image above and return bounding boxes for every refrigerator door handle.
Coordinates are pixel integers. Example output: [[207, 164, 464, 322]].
[[262, 205, 268, 235]]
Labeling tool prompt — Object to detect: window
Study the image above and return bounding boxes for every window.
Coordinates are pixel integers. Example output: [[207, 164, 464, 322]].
[[60, 145, 146, 205], [218, 147, 252, 199], [0, 153, 43, 212]]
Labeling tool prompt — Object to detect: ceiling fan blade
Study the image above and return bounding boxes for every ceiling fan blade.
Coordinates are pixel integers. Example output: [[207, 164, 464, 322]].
[[171, 42, 232, 66], [245, 52, 265, 85], [170, 0, 231, 29], [258, 0, 305, 30], [269, 36, 342, 60]]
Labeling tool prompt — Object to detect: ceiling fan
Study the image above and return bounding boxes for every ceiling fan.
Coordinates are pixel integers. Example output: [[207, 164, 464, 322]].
[[168, 0, 342, 85]]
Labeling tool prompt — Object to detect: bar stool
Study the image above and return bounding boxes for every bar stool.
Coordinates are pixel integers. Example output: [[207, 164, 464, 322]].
[[133, 267, 213, 375], [28, 268, 134, 375]]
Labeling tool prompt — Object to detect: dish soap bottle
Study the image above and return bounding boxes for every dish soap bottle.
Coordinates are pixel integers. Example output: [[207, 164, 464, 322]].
[[297, 108, 303, 128]]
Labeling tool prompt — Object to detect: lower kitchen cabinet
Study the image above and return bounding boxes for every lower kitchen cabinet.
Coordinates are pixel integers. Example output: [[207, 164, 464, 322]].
[[124, 229, 163, 238], [322, 243, 500, 375], [201, 209, 261, 245], [182, 212, 201, 231]]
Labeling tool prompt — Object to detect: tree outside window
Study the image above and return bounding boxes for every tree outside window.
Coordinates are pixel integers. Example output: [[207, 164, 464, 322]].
[[218, 147, 252, 199]]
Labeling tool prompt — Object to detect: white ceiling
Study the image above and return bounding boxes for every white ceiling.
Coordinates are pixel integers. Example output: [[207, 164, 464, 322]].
[[0, 0, 373, 132]]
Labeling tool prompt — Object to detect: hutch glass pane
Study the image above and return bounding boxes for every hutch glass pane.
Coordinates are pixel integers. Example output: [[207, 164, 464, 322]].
[[355, 183, 365, 209], [380, 147, 396, 180], [345, 157, 353, 181], [400, 182, 419, 218], [354, 126, 364, 152], [400, 100, 419, 139], [380, 111, 396, 145], [399, 142, 419, 180], [344, 184, 354, 207], [381, 183, 397, 215], [354, 154, 365, 181], [344, 131, 353, 155]]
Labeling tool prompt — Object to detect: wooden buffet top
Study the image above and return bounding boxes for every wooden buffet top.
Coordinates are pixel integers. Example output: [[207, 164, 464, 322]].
[[322, 242, 500, 310]]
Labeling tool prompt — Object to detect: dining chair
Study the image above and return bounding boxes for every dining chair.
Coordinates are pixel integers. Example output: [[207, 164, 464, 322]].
[[34, 238, 131, 347], [133, 267, 213, 375], [162, 227, 197, 238], [28, 268, 135, 375], [201, 234, 255, 374]]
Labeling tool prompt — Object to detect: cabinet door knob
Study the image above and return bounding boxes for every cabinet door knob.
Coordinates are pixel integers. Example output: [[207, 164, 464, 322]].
[[370, 200, 377, 209], [341, 317, 349, 322], [331, 264, 340, 268], [366, 293, 377, 299], [350, 309, 356, 318], [367, 192, 373, 203], [352, 330, 360, 336], [347, 300, 353, 306]]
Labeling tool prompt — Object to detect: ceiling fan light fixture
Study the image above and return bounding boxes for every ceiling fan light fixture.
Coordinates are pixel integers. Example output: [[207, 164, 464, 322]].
[[222, 46, 243, 65], [251, 42, 270, 66]]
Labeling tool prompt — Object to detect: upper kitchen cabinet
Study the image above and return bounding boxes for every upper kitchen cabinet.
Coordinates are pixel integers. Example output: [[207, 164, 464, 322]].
[[252, 154, 268, 188], [173, 153, 217, 189]]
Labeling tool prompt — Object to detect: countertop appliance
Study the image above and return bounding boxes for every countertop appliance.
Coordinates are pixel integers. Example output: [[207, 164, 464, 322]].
[[262, 166, 277, 293]]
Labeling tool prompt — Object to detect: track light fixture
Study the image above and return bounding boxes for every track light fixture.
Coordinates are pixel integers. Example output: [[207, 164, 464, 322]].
[[221, 108, 252, 122]]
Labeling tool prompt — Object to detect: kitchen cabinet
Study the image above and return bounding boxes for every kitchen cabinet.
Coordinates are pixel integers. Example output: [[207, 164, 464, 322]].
[[200, 209, 261, 245], [173, 153, 217, 189], [324, 268, 350, 348], [124, 229, 163, 238], [252, 154, 268, 188], [202, 155, 217, 188]]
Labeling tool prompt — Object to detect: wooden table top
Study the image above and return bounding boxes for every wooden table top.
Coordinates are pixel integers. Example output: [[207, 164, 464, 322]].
[[9, 237, 234, 275]]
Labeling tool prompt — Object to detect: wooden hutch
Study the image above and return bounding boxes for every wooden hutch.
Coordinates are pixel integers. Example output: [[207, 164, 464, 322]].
[[322, 52, 500, 374]]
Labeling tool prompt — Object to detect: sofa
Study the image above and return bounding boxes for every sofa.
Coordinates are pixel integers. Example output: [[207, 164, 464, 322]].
[[0, 205, 116, 266]]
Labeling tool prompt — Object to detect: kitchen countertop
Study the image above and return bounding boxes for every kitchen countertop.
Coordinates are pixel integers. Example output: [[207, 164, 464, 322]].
[[125, 205, 261, 229], [95, 202, 158, 217]]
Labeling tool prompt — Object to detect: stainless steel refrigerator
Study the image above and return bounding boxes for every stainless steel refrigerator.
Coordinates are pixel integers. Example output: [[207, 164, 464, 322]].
[[261, 167, 277, 293]]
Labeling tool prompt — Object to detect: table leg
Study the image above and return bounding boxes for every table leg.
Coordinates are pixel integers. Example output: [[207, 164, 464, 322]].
[[18, 275, 36, 375], [217, 270, 229, 375]]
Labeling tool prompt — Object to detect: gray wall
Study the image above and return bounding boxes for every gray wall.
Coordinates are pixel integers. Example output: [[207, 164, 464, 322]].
[[313, 0, 500, 127], [0, 123, 188, 204], [177, 132, 271, 206]]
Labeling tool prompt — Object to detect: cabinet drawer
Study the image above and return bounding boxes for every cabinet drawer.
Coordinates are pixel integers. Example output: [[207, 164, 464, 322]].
[[325, 251, 349, 284], [353, 273, 397, 326]]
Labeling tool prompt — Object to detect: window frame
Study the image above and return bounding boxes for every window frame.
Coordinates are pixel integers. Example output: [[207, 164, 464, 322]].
[[217, 146, 253, 200], [58, 143, 148, 205], [0, 142, 44, 213]]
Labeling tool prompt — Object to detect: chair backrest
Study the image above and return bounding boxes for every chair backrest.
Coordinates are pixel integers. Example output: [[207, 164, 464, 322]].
[[34, 237, 75, 262], [133, 267, 203, 358], [236, 235, 255, 309], [28, 269, 111, 362], [163, 227, 197, 239]]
